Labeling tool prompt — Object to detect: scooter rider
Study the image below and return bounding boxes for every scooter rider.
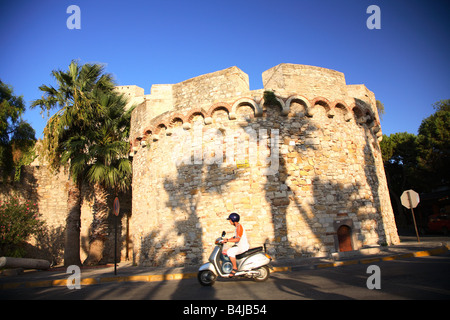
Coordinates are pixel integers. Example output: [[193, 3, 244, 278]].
[[222, 213, 250, 277]]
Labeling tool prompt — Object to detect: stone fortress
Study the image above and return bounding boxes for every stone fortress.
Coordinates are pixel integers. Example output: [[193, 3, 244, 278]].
[[122, 63, 400, 267]]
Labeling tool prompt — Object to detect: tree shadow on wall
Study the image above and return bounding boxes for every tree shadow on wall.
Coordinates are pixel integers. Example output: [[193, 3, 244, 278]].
[[79, 188, 132, 265], [139, 95, 389, 271], [158, 162, 244, 266], [135, 161, 243, 299], [248, 99, 389, 260]]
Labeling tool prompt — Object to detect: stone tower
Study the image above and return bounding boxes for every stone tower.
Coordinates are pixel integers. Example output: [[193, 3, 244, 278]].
[[127, 63, 399, 266]]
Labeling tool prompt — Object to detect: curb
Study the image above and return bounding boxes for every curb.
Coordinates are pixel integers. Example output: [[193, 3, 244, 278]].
[[313, 244, 450, 270], [0, 271, 199, 290], [1, 244, 449, 290]]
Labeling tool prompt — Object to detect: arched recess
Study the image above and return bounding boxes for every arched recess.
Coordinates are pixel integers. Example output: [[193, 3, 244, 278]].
[[352, 105, 364, 123], [187, 110, 206, 124], [231, 97, 262, 118], [285, 95, 311, 117], [333, 102, 351, 122], [152, 123, 167, 141], [155, 123, 167, 133], [169, 117, 184, 128], [259, 95, 288, 116], [207, 103, 232, 117], [308, 97, 331, 118], [209, 105, 231, 124]]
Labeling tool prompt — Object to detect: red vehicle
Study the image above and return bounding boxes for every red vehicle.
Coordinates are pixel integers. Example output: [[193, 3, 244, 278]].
[[428, 214, 450, 235]]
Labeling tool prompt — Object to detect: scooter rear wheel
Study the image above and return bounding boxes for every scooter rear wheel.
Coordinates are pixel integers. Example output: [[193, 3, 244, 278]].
[[253, 266, 270, 282], [198, 270, 216, 286]]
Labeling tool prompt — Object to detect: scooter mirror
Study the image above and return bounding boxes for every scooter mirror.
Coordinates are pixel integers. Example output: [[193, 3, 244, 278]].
[[221, 231, 226, 237]]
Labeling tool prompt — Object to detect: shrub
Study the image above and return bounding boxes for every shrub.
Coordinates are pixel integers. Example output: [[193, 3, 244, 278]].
[[0, 196, 43, 257]]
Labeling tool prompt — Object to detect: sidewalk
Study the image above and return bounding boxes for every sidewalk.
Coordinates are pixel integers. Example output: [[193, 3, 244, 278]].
[[1, 240, 449, 290]]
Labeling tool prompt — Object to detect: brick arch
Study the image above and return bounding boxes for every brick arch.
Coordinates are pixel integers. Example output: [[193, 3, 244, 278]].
[[351, 104, 368, 125], [207, 102, 232, 117], [328, 101, 350, 120], [133, 137, 141, 148], [169, 116, 184, 127], [285, 95, 311, 108], [311, 97, 332, 111], [353, 99, 375, 118], [231, 97, 262, 117], [307, 97, 331, 117], [143, 127, 153, 135], [351, 104, 364, 118], [333, 101, 350, 114], [259, 95, 288, 116], [154, 123, 168, 133], [351, 99, 376, 126], [140, 126, 153, 142], [186, 109, 206, 123], [285, 95, 310, 117]]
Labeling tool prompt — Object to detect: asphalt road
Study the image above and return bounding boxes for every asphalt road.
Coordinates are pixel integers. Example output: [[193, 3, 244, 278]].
[[1, 253, 449, 301]]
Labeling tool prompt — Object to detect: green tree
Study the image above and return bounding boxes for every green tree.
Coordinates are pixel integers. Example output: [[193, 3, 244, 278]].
[[0, 80, 36, 181], [380, 99, 450, 227], [417, 99, 450, 190], [380, 132, 420, 224], [31, 60, 130, 266]]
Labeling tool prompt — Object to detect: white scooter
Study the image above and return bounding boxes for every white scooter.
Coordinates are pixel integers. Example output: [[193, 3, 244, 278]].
[[198, 231, 272, 286]]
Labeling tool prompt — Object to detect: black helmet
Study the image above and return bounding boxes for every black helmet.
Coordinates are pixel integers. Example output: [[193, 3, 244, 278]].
[[227, 212, 240, 222]]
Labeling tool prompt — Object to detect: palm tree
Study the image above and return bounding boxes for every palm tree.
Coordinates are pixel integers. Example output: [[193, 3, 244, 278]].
[[65, 91, 133, 265], [31, 60, 118, 266]]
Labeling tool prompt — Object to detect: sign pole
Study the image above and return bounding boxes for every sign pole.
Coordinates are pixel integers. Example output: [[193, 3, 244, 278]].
[[113, 197, 120, 275], [114, 214, 118, 275], [407, 191, 420, 243]]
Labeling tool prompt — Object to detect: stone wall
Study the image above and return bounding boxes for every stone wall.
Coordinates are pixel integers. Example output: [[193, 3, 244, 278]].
[[0, 166, 69, 263], [0, 165, 131, 265], [128, 64, 399, 267]]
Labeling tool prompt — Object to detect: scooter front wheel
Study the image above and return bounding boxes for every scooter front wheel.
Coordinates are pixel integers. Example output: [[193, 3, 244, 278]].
[[198, 270, 217, 286]]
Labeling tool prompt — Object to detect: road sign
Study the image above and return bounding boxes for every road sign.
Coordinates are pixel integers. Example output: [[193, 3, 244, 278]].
[[401, 190, 420, 209], [113, 197, 120, 216], [400, 189, 421, 242]]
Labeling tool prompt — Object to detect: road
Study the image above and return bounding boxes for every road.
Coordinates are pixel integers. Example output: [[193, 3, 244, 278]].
[[1, 253, 449, 300]]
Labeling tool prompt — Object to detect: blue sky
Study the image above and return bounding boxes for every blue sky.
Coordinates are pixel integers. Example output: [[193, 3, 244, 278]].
[[1, 0, 449, 139]]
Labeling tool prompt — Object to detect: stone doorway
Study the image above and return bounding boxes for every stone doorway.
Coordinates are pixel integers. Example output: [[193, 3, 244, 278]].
[[337, 225, 353, 252]]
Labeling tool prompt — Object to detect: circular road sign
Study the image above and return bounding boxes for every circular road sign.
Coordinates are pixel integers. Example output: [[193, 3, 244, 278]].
[[401, 190, 420, 209], [113, 197, 120, 216]]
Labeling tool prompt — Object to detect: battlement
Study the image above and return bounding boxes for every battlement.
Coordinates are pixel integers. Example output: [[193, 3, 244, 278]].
[[127, 64, 382, 149], [114, 85, 145, 111]]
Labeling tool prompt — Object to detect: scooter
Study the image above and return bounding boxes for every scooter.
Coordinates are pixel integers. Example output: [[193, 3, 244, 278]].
[[198, 231, 272, 286]]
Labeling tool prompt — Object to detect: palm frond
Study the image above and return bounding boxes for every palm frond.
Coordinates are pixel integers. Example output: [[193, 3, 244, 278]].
[[34, 60, 132, 190]]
